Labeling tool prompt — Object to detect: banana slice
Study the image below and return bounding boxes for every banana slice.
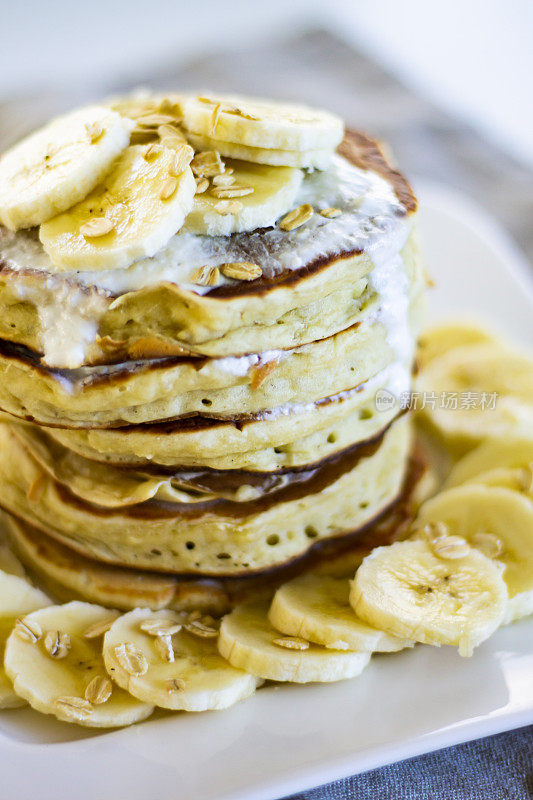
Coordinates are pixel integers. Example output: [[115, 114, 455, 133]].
[[416, 343, 533, 452], [415, 485, 533, 624], [40, 144, 196, 271], [4, 601, 153, 726], [268, 574, 412, 652], [0, 106, 133, 230], [103, 608, 259, 711], [218, 601, 370, 683], [0, 570, 51, 708], [187, 132, 333, 169], [445, 437, 533, 495], [180, 93, 343, 152], [108, 91, 183, 123], [417, 322, 497, 370], [184, 158, 303, 235], [350, 539, 507, 656]]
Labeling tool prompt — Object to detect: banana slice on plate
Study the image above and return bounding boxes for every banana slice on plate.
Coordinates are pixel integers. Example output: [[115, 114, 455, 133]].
[[444, 436, 533, 495], [416, 343, 533, 452], [184, 158, 303, 235], [218, 601, 370, 683], [0, 570, 51, 708], [350, 539, 507, 656], [268, 574, 412, 652], [179, 93, 344, 152], [417, 322, 497, 371], [415, 485, 533, 624], [4, 601, 153, 726], [187, 132, 333, 169], [0, 106, 133, 230], [103, 608, 259, 711], [40, 143, 196, 271]]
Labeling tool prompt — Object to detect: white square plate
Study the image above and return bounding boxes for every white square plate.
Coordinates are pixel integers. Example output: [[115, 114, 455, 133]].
[[0, 185, 532, 800]]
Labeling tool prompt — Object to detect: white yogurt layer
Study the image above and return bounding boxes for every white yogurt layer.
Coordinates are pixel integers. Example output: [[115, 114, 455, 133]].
[[215, 348, 286, 376], [11, 277, 109, 369], [0, 155, 413, 367], [366, 218, 414, 368]]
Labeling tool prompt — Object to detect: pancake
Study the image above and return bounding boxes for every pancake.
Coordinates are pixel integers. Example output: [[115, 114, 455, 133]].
[[42, 360, 409, 469], [0, 97, 423, 608], [3, 447, 429, 613], [0, 515, 26, 578], [11, 412, 404, 508], [0, 314, 393, 428], [0, 131, 417, 369], [0, 416, 410, 576], [0, 235, 424, 429], [3, 514, 229, 614], [0, 240, 372, 362]]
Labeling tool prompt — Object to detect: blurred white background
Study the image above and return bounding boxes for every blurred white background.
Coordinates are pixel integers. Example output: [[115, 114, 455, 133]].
[[0, 0, 532, 166]]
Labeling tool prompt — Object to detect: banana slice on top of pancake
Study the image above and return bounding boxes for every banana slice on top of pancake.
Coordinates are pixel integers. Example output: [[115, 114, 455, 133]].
[[103, 608, 259, 711], [0, 570, 51, 708], [218, 600, 370, 683], [108, 92, 183, 125], [350, 539, 507, 656], [184, 158, 303, 235], [187, 132, 333, 169], [40, 143, 196, 271], [0, 106, 134, 230], [268, 574, 412, 652], [4, 601, 153, 726], [415, 484, 533, 624], [179, 93, 344, 152]]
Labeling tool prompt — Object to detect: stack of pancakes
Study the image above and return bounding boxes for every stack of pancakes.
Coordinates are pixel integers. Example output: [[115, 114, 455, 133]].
[[0, 95, 425, 613]]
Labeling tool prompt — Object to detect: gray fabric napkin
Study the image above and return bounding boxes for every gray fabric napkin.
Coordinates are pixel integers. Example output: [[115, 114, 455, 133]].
[[286, 724, 533, 799]]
